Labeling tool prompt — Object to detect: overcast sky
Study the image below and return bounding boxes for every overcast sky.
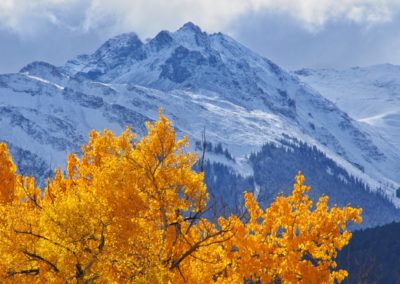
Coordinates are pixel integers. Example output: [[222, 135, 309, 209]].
[[1, 0, 400, 73]]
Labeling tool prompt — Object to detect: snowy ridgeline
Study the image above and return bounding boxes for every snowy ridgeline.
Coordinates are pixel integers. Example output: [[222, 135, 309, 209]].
[[0, 22, 399, 228]]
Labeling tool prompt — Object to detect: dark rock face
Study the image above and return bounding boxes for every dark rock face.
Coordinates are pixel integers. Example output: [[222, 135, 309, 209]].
[[104, 104, 149, 134], [150, 31, 174, 51], [160, 46, 207, 83], [75, 70, 104, 81], [62, 88, 104, 109]]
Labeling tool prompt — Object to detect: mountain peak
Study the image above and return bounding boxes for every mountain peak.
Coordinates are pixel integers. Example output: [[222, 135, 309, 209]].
[[94, 32, 143, 56], [173, 22, 210, 50], [178, 22, 202, 33], [18, 61, 67, 83], [19, 61, 57, 74], [104, 32, 142, 46], [149, 30, 174, 50]]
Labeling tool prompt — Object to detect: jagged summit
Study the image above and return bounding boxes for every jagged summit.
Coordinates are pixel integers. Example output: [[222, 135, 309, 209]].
[[61, 21, 294, 114], [177, 21, 203, 33], [64, 22, 209, 75]]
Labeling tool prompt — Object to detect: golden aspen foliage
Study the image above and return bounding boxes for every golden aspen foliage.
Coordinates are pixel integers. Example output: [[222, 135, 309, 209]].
[[0, 112, 362, 283], [219, 173, 362, 283], [0, 143, 16, 203]]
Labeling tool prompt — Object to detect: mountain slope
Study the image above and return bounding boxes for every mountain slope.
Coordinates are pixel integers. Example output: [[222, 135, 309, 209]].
[[1, 23, 399, 227], [294, 65, 400, 160]]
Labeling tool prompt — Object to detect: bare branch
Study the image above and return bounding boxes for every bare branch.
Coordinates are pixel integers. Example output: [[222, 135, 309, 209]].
[[200, 127, 206, 173], [170, 224, 233, 270], [14, 229, 73, 254], [22, 250, 59, 273], [7, 268, 40, 277]]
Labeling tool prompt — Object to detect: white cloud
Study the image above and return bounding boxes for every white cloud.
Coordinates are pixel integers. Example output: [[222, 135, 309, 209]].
[[0, 0, 400, 37], [0, 0, 90, 36], [247, 0, 400, 30]]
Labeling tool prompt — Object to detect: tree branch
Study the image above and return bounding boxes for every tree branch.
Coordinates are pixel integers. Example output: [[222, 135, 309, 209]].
[[22, 250, 59, 273]]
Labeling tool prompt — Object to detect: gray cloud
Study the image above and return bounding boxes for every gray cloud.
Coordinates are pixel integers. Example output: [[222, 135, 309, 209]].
[[2, 0, 400, 36], [1, 0, 400, 73]]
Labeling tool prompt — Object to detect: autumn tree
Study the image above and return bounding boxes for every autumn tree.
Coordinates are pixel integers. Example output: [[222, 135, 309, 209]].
[[219, 174, 362, 283], [0, 111, 361, 283]]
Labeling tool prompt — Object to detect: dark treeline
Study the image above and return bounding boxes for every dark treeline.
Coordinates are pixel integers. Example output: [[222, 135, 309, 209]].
[[195, 140, 235, 161], [249, 138, 400, 229], [338, 221, 400, 283]]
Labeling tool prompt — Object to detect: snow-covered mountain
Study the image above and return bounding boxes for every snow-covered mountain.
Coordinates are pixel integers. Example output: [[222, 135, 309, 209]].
[[1, 23, 399, 227]]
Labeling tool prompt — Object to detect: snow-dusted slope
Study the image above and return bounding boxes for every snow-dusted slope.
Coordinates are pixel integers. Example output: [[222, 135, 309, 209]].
[[294, 65, 400, 172], [1, 23, 399, 213]]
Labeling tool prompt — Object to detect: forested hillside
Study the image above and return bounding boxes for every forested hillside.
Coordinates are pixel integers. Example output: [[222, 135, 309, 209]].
[[338, 221, 400, 283]]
